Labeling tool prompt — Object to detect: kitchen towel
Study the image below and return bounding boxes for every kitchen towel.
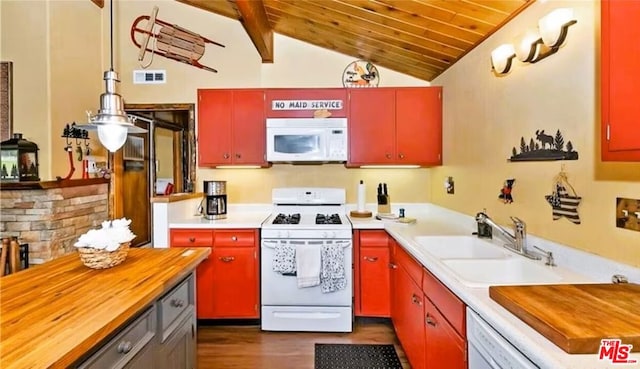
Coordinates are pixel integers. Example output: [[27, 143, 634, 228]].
[[295, 244, 322, 288], [320, 243, 347, 293], [272, 243, 296, 274]]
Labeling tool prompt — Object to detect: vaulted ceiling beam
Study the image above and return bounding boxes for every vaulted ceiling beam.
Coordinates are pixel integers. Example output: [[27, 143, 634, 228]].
[[235, 0, 274, 63]]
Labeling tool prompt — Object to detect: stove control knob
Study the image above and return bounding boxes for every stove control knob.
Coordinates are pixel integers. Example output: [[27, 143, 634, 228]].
[[322, 232, 328, 238], [278, 231, 290, 238]]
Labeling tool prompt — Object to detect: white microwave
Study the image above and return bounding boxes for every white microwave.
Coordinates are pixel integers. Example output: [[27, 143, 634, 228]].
[[266, 118, 348, 162]]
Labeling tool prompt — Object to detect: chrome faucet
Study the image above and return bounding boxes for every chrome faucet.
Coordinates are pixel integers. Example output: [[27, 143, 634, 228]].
[[475, 212, 541, 260]]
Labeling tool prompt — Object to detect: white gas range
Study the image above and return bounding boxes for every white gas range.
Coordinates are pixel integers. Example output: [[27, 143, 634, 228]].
[[260, 188, 353, 332]]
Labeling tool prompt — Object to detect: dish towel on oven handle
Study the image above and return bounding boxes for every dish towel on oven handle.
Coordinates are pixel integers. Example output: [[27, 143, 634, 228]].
[[295, 243, 322, 288], [321, 242, 347, 293], [272, 242, 296, 274]]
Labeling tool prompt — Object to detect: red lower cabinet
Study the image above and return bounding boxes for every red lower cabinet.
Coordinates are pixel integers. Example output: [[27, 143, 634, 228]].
[[170, 228, 259, 319], [424, 297, 466, 369], [210, 246, 258, 318], [194, 254, 216, 318], [394, 263, 425, 369], [355, 230, 391, 317], [360, 246, 391, 317]]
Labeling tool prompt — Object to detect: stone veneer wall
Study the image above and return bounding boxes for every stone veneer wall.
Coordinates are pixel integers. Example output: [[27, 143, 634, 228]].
[[0, 183, 108, 262]]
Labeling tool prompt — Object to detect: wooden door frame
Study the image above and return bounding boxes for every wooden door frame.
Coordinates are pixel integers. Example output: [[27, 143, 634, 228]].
[[110, 103, 196, 221]]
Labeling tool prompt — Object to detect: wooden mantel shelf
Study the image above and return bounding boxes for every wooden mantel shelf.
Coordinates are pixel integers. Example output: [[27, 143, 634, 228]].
[[0, 178, 109, 191]]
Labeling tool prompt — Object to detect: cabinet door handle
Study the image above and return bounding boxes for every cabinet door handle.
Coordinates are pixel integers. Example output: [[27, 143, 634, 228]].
[[231, 236, 238, 241], [188, 237, 196, 243], [411, 293, 422, 306], [425, 312, 437, 327], [223, 153, 230, 159], [388, 263, 397, 269], [171, 299, 185, 308], [235, 153, 241, 159], [117, 341, 133, 354], [219, 256, 235, 262], [398, 153, 405, 159], [385, 153, 392, 159], [363, 256, 378, 262]]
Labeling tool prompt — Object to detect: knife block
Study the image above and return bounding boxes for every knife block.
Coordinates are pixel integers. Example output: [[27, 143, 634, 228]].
[[377, 196, 391, 214]]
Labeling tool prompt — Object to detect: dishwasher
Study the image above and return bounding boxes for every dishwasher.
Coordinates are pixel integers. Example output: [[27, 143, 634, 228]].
[[467, 307, 540, 369]]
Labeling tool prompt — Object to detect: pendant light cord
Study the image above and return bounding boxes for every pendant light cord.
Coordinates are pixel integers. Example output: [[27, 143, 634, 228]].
[[109, 0, 114, 72]]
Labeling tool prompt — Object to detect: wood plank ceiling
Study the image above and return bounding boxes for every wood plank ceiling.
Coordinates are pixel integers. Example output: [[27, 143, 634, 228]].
[[177, 0, 534, 82]]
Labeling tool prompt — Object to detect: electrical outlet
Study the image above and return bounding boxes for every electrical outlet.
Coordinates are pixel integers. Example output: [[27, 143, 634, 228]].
[[616, 197, 640, 232]]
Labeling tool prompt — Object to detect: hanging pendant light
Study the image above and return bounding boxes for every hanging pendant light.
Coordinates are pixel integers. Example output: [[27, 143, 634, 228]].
[[78, 0, 146, 152]]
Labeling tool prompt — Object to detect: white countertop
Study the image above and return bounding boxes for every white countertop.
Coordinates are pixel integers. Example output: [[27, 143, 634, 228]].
[[158, 199, 639, 368], [348, 205, 640, 369], [169, 211, 271, 229]]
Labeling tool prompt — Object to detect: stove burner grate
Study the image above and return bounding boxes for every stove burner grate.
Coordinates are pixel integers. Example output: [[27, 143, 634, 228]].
[[272, 213, 301, 225], [316, 213, 342, 225]]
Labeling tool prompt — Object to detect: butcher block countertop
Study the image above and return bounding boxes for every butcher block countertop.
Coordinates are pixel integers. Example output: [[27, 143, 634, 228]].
[[0, 247, 210, 369], [489, 283, 640, 354]]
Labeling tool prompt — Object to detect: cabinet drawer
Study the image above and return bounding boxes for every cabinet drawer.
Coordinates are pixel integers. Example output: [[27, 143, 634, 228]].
[[170, 230, 213, 247], [395, 244, 422, 288], [213, 229, 256, 247], [422, 268, 466, 337], [159, 275, 194, 341], [77, 306, 156, 369], [359, 230, 389, 247]]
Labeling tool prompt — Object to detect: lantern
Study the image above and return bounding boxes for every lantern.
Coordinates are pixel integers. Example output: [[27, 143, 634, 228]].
[[0, 133, 40, 182]]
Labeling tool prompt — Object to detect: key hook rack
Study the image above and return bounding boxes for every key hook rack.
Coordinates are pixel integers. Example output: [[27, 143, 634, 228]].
[[61, 122, 90, 148]]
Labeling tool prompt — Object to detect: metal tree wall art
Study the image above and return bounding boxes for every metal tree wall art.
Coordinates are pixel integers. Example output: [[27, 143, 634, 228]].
[[509, 129, 578, 161]]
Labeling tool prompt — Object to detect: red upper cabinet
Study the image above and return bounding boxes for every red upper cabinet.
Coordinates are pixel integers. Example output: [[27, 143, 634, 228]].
[[601, 0, 640, 161], [396, 87, 442, 165], [347, 87, 442, 167], [348, 88, 396, 164], [197, 89, 268, 167], [265, 88, 348, 118]]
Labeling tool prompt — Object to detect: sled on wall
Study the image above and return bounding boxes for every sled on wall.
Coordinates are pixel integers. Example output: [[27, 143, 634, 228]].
[[130, 6, 225, 73]]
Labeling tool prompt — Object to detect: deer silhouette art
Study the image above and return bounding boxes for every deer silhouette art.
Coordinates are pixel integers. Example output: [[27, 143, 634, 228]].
[[535, 130, 555, 149]]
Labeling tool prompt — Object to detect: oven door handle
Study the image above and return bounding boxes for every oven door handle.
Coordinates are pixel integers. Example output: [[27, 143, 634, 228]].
[[262, 240, 279, 249], [262, 240, 352, 249]]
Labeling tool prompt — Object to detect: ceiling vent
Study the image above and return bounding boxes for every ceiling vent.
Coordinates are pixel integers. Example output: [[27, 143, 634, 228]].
[[133, 70, 166, 84]]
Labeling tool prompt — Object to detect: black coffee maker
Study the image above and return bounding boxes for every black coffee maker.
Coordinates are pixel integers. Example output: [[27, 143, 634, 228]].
[[203, 181, 227, 220]]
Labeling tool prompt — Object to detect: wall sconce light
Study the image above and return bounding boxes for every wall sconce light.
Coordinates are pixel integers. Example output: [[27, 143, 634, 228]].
[[515, 28, 542, 63], [491, 44, 516, 75], [491, 8, 577, 75], [539, 8, 577, 48]]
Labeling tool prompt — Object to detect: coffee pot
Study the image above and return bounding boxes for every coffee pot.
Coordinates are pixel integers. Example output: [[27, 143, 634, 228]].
[[201, 181, 227, 220]]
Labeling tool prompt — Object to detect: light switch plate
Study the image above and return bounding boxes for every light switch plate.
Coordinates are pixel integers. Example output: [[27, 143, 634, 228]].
[[616, 197, 640, 232]]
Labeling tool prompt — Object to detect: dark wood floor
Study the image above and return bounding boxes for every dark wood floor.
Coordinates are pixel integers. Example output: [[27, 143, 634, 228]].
[[197, 319, 410, 369]]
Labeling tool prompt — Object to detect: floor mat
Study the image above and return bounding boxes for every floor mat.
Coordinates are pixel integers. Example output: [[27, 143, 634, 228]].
[[314, 343, 403, 369]]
